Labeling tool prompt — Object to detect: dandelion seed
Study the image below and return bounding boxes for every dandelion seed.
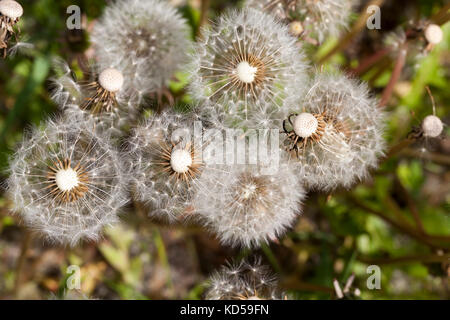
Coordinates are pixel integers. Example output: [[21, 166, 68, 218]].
[[7, 117, 128, 246], [281, 72, 386, 191], [189, 8, 308, 125], [0, 0, 23, 58], [91, 0, 192, 105]]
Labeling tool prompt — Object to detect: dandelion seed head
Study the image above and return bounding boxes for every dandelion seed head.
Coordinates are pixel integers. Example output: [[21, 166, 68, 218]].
[[424, 24, 443, 45], [189, 8, 308, 124], [193, 158, 305, 248], [205, 259, 284, 300], [7, 116, 128, 246], [282, 72, 386, 191], [49, 59, 140, 132], [0, 0, 23, 19], [91, 0, 191, 104]]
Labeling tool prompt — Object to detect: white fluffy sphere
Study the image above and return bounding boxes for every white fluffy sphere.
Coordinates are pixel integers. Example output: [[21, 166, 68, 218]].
[[193, 159, 305, 248], [0, 0, 23, 19], [422, 115, 443, 138]]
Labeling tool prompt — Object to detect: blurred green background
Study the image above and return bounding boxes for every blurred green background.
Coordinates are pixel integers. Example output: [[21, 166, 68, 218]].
[[0, 0, 449, 300]]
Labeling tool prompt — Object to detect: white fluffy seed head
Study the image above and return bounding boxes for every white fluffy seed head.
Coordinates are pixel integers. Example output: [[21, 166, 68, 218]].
[[0, 0, 23, 19], [283, 72, 386, 191], [293, 113, 318, 138], [6, 116, 128, 246], [170, 148, 192, 173], [55, 168, 79, 192], [193, 157, 305, 248], [236, 61, 258, 83], [422, 115, 443, 137], [424, 24, 443, 45], [98, 68, 124, 92]]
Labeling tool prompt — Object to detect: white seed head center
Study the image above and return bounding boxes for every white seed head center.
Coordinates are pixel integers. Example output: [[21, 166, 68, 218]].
[[242, 183, 257, 199], [98, 68, 124, 92], [170, 149, 192, 174], [293, 113, 318, 138], [55, 168, 80, 192], [422, 115, 443, 138], [0, 0, 23, 19], [236, 61, 258, 83], [424, 24, 443, 45]]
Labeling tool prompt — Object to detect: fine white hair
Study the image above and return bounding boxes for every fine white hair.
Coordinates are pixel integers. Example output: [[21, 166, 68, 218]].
[[7, 116, 129, 246]]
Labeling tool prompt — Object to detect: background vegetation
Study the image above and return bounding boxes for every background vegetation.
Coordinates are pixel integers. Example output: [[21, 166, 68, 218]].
[[0, 0, 448, 300]]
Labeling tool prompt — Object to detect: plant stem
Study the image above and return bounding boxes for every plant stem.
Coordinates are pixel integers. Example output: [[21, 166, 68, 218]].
[[379, 46, 407, 108], [396, 177, 426, 234], [14, 230, 32, 296], [153, 228, 174, 292]]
